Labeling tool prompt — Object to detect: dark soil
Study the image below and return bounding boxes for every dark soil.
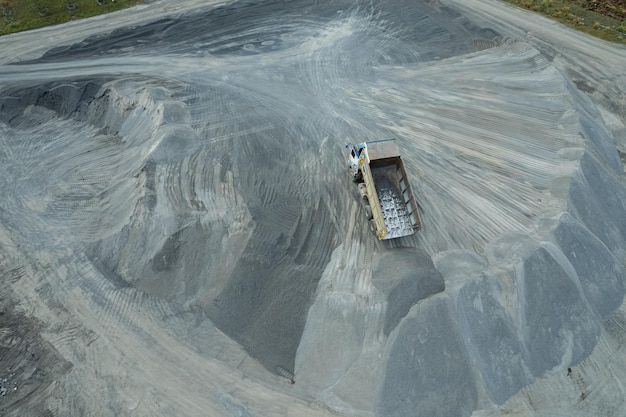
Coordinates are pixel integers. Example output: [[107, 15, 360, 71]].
[[583, 0, 626, 20]]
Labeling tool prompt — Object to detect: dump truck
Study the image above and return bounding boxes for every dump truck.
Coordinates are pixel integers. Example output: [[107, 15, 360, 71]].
[[346, 139, 422, 240]]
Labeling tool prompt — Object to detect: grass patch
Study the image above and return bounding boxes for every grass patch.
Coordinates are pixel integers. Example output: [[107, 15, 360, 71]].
[[503, 0, 626, 44], [0, 0, 144, 36]]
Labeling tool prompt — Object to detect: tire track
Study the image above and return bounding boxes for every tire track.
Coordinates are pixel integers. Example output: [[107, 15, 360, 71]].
[[1, 0, 625, 415], [364, 42, 585, 254]]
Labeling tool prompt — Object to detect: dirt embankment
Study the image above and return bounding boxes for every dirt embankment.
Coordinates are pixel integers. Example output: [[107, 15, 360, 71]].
[[585, 0, 626, 20]]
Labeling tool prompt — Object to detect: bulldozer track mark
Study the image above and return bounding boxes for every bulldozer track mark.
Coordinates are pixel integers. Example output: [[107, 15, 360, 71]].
[[0, 1, 625, 416], [605, 310, 626, 349], [2, 266, 26, 285], [276, 366, 296, 384], [473, 38, 500, 51]]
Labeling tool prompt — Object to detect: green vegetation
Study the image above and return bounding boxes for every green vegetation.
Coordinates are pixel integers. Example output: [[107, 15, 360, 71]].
[[0, 0, 144, 36], [503, 0, 626, 44]]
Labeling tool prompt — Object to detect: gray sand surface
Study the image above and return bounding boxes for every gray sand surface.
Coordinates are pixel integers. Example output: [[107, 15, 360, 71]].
[[1, 0, 625, 416]]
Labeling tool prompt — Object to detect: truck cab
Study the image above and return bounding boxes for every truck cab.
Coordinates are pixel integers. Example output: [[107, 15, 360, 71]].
[[347, 143, 365, 182]]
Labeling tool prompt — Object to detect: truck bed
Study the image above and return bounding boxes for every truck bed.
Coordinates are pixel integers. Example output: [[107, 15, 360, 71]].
[[371, 165, 415, 239]]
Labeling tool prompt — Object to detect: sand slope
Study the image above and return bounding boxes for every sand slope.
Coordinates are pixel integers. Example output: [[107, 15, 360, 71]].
[[0, 0, 625, 416]]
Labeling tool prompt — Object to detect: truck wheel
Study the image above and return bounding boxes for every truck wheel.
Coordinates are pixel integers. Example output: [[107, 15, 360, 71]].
[[369, 219, 376, 234], [364, 204, 373, 220]]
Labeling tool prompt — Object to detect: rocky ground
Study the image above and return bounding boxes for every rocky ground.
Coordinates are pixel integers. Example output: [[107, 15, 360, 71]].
[[0, 0, 625, 416]]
